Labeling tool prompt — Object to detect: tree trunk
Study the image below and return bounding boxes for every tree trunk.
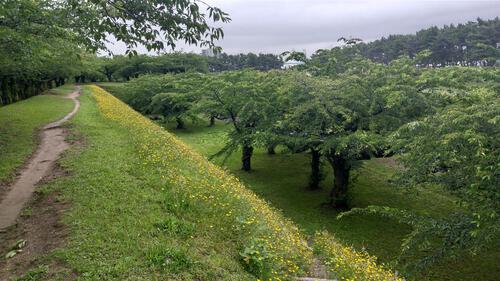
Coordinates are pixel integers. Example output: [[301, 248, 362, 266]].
[[241, 145, 253, 171], [0, 78, 4, 105], [209, 115, 215, 127], [10, 78, 19, 102], [309, 148, 322, 190], [176, 117, 185, 129], [327, 155, 351, 208], [267, 144, 276, 155]]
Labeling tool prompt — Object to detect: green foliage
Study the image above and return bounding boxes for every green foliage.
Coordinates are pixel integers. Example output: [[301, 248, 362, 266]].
[[240, 238, 275, 278], [208, 52, 283, 71], [0, 0, 228, 105], [120, 72, 208, 128], [388, 89, 500, 270], [202, 70, 281, 170], [308, 17, 500, 69], [280, 51, 307, 62], [101, 53, 209, 82], [146, 246, 193, 273], [65, 0, 230, 53]]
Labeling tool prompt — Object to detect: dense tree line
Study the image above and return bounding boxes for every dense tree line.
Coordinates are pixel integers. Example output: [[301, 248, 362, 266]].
[[207, 53, 283, 71], [95, 54, 210, 82], [91, 52, 283, 83], [309, 17, 500, 71], [0, 0, 228, 105]]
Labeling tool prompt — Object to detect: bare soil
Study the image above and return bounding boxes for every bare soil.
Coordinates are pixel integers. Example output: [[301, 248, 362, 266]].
[[0, 89, 80, 230], [0, 88, 80, 280]]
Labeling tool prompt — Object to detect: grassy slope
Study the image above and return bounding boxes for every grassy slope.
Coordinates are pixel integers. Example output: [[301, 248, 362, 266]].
[[172, 121, 499, 281], [27, 86, 255, 280], [0, 94, 73, 182]]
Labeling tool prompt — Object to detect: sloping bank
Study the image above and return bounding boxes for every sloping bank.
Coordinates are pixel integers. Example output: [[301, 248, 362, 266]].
[[60, 85, 400, 280]]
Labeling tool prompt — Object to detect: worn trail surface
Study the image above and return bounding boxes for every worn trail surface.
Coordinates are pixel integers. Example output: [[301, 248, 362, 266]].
[[0, 88, 80, 230]]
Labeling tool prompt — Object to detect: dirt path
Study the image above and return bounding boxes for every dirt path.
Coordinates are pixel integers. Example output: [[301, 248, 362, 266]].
[[0, 88, 80, 230]]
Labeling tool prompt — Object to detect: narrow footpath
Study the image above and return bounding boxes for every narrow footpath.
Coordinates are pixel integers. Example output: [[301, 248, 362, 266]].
[[0, 88, 80, 230]]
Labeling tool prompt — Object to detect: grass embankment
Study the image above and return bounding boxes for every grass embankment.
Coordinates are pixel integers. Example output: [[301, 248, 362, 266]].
[[0, 95, 73, 183], [172, 121, 500, 280]]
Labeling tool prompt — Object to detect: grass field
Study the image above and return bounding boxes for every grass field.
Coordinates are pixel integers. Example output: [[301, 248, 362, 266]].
[[0, 95, 73, 182], [171, 120, 500, 280]]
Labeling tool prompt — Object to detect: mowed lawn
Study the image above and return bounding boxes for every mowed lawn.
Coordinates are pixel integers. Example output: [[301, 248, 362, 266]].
[[171, 121, 500, 281], [0, 94, 74, 182]]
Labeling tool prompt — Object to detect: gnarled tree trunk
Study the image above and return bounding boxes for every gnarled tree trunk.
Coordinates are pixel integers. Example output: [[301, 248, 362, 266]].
[[241, 145, 253, 171], [327, 155, 351, 208], [309, 148, 322, 190], [267, 144, 276, 155], [176, 117, 185, 129]]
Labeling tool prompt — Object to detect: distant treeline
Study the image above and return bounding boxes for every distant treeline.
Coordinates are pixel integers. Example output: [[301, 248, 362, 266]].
[[310, 17, 500, 68], [93, 52, 283, 82], [207, 53, 283, 71]]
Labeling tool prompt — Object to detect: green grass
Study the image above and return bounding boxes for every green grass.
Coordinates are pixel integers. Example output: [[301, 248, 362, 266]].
[[171, 120, 500, 281], [0, 94, 74, 182], [48, 84, 76, 95], [33, 86, 255, 280]]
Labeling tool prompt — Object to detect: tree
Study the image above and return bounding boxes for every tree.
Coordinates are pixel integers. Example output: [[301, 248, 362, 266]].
[[0, 0, 229, 105], [204, 70, 277, 171], [122, 72, 207, 128], [149, 92, 192, 129], [306, 17, 500, 71], [64, 0, 230, 53], [275, 72, 328, 190], [380, 88, 499, 272], [338, 63, 499, 272], [280, 51, 307, 63]]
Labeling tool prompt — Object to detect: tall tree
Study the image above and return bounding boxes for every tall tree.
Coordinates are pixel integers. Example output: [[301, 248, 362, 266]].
[[205, 70, 277, 171]]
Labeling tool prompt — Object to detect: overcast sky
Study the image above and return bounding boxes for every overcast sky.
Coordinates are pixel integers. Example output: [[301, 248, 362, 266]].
[[106, 0, 500, 56]]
